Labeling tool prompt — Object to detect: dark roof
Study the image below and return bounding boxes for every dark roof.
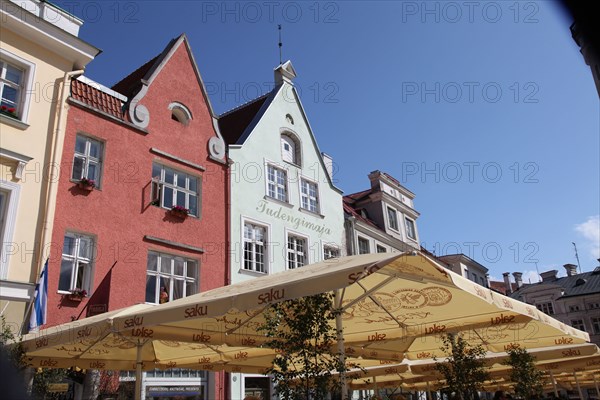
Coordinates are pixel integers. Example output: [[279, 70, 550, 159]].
[[111, 55, 160, 97], [510, 269, 600, 298], [345, 189, 371, 202], [217, 93, 271, 145], [343, 196, 380, 230], [71, 79, 124, 119]]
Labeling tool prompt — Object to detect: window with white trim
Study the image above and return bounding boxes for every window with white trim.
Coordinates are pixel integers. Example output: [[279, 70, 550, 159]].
[[266, 164, 287, 202], [300, 178, 319, 213], [405, 217, 416, 240], [0, 181, 20, 280], [592, 317, 600, 334], [536, 302, 554, 315], [72, 135, 104, 188], [358, 237, 370, 255], [287, 235, 307, 269], [387, 207, 399, 231], [145, 251, 197, 304], [0, 60, 23, 118], [323, 246, 339, 260], [376, 245, 387, 253], [59, 233, 94, 293], [151, 163, 200, 217], [243, 222, 267, 273], [281, 133, 300, 166]]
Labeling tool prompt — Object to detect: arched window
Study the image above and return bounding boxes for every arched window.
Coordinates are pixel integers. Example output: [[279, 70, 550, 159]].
[[280, 132, 301, 166], [168, 102, 192, 126]]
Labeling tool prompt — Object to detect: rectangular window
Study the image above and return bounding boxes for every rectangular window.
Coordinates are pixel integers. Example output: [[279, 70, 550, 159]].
[[387, 207, 398, 231], [243, 222, 267, 273], [145, 251, 197, 304], [536, 302, 554, 315], [376, 245, 387, 253], [266, 164, 287, 202], [592, 317, 600, 334], [569, 305, 580, 312], [323, 246, 339, 260], [0, 60, 23, 118], [300, 179, 319, 213], [405, 217, 416, 240], [59, 233, 94, 293], [72, 135, 104, 187], [358, 237, 370, 255], [287, 235, 306, 269], [571, 319, 585, 331], [152, 163, 200, 217]]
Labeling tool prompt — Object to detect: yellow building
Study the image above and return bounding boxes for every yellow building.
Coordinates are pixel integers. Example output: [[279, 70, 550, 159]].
[[0, 0, 99, 333]]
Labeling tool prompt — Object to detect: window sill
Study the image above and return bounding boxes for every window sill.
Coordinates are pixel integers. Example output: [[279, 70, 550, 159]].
[[299, 207, 324, 219], [263, 195, 293, 208], [70, 179, 101, 191], [239, 268, 268, 277], [283, 160, 301, 169], [0, 114, 29, 130]]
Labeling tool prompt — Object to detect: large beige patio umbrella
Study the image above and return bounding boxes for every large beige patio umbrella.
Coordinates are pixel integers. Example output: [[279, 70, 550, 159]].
[[21, 252, 590, 399]]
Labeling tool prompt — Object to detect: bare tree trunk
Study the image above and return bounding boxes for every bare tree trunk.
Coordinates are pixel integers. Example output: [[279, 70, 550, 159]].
[[82, 369, 100, 400]]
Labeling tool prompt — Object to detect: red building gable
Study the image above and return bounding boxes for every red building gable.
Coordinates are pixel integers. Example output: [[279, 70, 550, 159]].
[[46, 35, 228, 328]]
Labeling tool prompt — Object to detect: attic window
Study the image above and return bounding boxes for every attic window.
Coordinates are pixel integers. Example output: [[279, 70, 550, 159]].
[[280, 132, 301, 166], [575, 278, 587, 286], [168, 102, 192, 126]]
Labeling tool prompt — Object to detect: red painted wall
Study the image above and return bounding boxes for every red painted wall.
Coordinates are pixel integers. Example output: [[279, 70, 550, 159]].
[[47, 43, 227, 326]]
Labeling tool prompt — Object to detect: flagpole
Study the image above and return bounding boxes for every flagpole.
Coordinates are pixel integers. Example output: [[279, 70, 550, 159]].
[[22, 259, 48, 333]]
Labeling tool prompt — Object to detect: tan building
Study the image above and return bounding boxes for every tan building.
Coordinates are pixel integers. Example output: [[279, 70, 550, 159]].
[[0, 0, 98, 333]]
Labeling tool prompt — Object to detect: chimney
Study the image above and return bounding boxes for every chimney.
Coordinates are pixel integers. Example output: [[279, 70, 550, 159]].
[[563, 264, 578, 277], [502, 272, 512, 294], [485, 274, 491, 289], [274, 60, 297, 86], [540, 270, 558, 282], [368, 170, 382, 191], [512, 272, 523, 288], [321, 152, 333, 181]]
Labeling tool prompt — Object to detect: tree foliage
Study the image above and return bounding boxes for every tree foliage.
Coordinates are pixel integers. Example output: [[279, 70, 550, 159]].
[[434, 333, 490, 400], [258, 293, 347, 400], [505, 346, 544, 399]]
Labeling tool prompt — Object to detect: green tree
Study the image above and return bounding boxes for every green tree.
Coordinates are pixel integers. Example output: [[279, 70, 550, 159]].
[[505, 346, 543, 399], [434, 333, 490, 400], [258, 293, 348, 400]]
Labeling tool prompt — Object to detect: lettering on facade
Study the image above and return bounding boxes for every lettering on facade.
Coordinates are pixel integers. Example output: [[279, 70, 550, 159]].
[[257, 288, 285, 304], [256, 200, 332, 237], [184, 304, 208, 318]]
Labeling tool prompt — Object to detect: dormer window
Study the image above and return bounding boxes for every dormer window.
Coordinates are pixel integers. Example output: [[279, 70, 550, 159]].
[[168, 102, 192, 126], [280, 132, 301, 166]]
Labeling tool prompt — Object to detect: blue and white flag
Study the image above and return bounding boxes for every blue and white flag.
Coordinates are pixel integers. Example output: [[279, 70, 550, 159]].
[[28, 259, 48, 332]]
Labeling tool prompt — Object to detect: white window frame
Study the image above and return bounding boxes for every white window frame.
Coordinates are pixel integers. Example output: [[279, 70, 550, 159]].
[[280, 131, 301, 167], [299, 176, 320, 214], [357, 236, 370, 255], [404, 216, 417, 240], [0, 50, 35, 125], [242, 219, 268, 274], [387, 206, 399, 231], [0, 179, 20, 279], [286, 231, 309, 269], [323, 245, 340, 260], [72, 134, 104, 188], [59, 232, 95, 294], [591, 317, 600, 334], [570, 319, 585, 331], [536, 302, 554, 315], [265, 162, 288, 203], [145, 251, 198, 304], [151, 163, 201, 217], [168, 101, 193, 126], [376, 244, 387, 253]]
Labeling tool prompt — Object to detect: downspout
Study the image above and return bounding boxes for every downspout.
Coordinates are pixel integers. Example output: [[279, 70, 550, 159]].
[[224, 157, 232, 400], [24, 69, 84, 332]]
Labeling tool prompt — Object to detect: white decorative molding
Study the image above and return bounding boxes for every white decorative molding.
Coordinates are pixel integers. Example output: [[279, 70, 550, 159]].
[[208, 136, 226, 160], [128, 83, 150, 129], [0, 279, 35, 301], [0, 179, 21, 279], [0, 148, 33, 180]]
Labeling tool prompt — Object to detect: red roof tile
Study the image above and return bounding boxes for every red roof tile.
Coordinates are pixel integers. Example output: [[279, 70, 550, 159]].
[[71, 79, 124, 120]]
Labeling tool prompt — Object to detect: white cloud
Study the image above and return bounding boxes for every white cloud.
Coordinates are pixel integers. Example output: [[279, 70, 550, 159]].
[[574, 215, 600, 260]]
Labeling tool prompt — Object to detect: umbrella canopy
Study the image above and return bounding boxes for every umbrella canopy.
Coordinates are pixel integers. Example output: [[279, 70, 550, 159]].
[[21, 252, 591, 395]]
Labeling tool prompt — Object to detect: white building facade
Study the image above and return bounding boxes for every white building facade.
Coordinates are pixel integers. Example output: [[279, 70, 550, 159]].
[[219, 61, 345, 399]]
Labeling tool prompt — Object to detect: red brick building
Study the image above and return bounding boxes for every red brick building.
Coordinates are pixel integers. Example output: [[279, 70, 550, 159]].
[[46, 34, 229, 399]]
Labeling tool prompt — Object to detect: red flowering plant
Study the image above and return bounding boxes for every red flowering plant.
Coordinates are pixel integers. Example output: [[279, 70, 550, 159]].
[[0, 105, 18, 118], [70, 288, 87, 297], [79, 177, 96, 188], [171, 205, 189, 214]]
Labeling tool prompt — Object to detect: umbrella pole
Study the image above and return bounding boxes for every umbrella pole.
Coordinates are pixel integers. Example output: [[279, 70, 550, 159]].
[[135, 342, 143, 400], [573, 371, 583, 400], [594, 373, 599, 397], [549, 371, 558, 397], [334, 290, 348, 400], [426, 381, 431, 400]]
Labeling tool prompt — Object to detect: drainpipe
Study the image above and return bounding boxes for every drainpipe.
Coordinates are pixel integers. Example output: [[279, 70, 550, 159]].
[[23, 69, 84, 332]]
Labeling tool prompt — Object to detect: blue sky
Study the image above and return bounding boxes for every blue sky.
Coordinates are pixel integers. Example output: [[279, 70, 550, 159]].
[[57, 1, 599, 281]]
